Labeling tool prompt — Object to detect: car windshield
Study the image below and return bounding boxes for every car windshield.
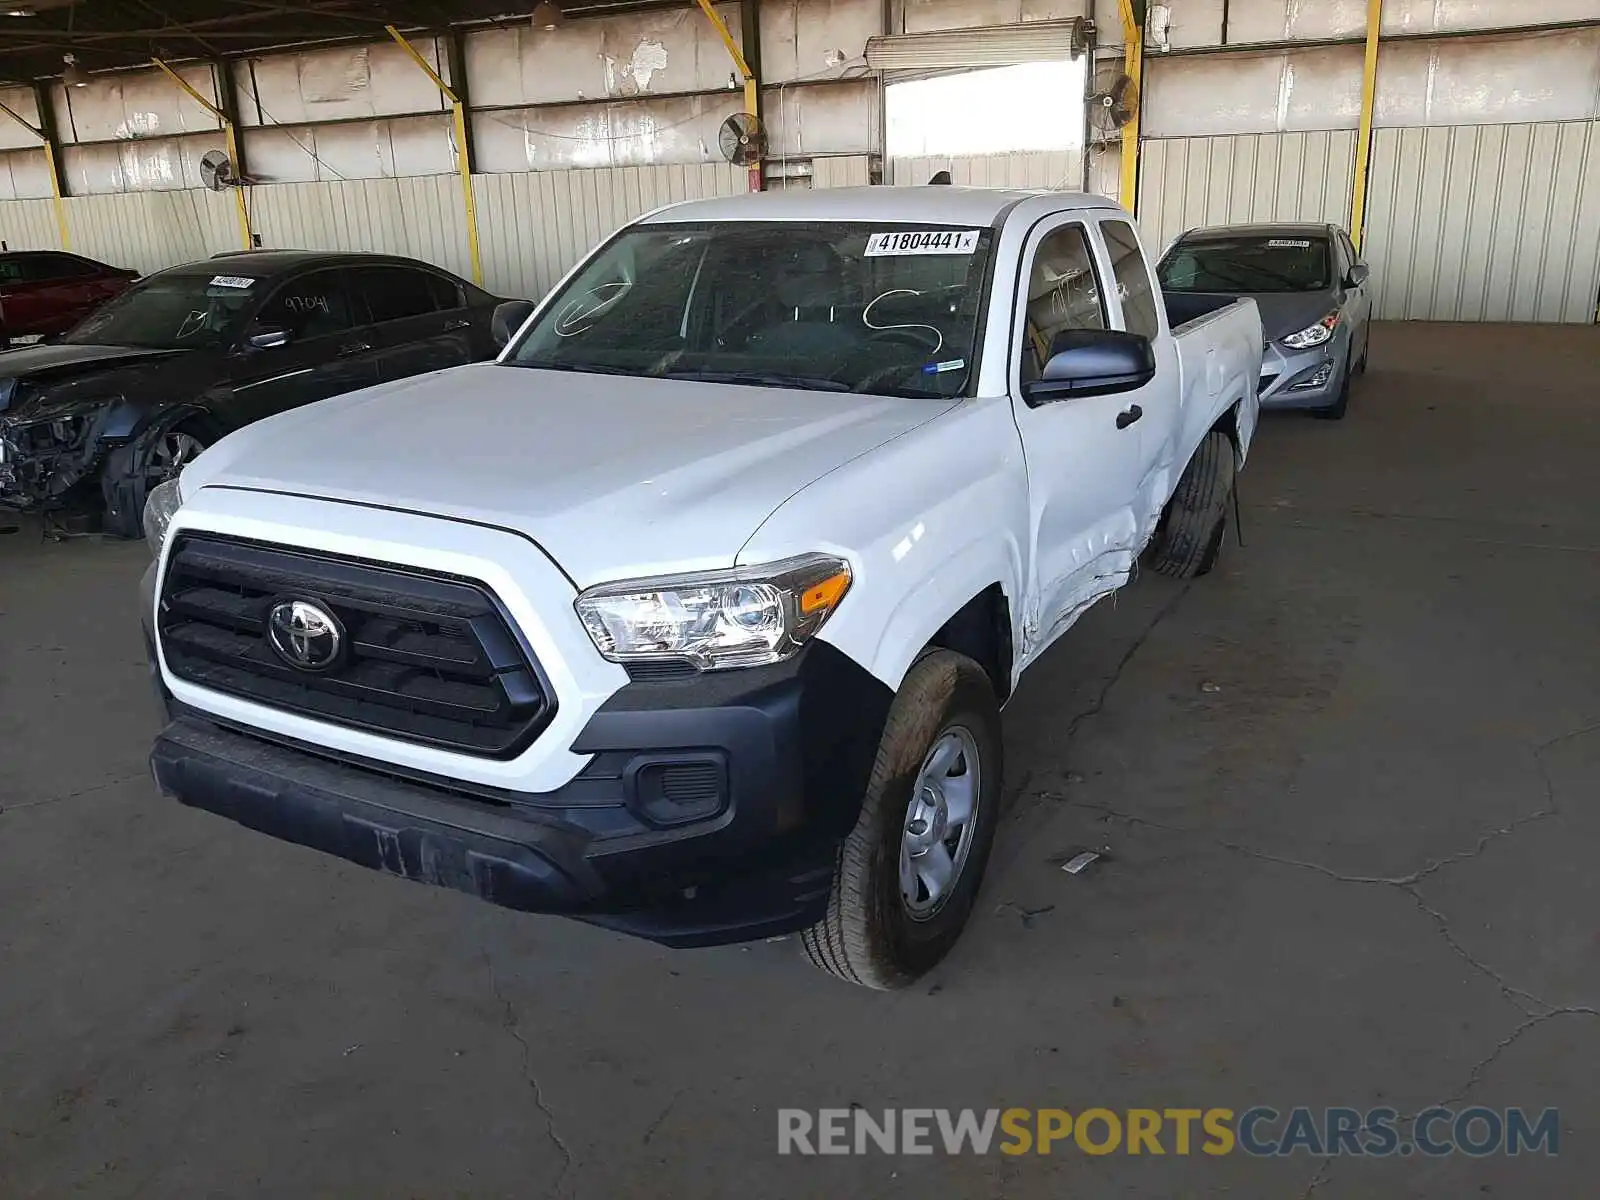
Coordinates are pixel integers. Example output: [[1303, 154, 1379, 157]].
[[1158, 236, 1332, 294], [506, 221, 997, 398], [61, 271, 260, 350]]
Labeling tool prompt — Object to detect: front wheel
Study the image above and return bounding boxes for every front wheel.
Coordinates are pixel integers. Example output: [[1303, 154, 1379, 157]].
[[101, 424, 209, 539], [801, 650, 1003, 990]]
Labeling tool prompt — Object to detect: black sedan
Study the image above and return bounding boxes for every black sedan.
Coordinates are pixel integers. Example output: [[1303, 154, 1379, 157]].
[[0, 250, 502, 537]]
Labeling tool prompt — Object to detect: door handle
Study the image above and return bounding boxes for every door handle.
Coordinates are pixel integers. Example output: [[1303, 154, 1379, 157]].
[[338, 341, 372, 356], [443, 318, 471, 332], [1116, 404, 1143, 430]]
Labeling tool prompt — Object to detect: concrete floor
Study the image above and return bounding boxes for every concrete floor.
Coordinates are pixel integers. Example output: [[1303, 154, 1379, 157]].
[[2, 321, 1596, 1198]]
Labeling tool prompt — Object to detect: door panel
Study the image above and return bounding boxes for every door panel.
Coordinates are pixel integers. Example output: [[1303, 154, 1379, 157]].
[[1011, 219, 1150, 660], [226, 269, 379, 427], [355, 266, 476, 382]]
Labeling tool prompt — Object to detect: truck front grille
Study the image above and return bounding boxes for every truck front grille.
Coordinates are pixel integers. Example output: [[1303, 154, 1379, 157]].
[[158, 534, 554, 758]]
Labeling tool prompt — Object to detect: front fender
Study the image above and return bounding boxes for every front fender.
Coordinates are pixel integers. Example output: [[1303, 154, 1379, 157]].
[[740, 395, 1029, 693], [100, 404, 215, 539]]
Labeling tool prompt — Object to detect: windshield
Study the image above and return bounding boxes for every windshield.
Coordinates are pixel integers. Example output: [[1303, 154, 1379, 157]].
[[506, 221, 996, 398], [62, 272, 259, 349], [1158, 236, 1332, 294]]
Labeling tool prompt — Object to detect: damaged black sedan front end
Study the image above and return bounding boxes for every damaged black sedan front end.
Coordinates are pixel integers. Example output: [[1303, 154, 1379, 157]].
[[0, 344, 194, 536]]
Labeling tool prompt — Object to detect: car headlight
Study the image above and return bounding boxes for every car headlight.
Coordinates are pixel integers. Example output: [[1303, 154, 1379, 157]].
[[1280, 310, 1341, 349], [142, 477, 183, 557], [575, 554, 852, 671]]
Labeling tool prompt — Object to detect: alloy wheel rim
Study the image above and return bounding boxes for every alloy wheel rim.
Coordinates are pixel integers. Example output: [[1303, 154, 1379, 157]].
[[900, 725, 982, 920], [146, 431, 204, 484]]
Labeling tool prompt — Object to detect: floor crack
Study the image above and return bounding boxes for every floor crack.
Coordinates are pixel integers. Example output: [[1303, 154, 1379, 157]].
[[0, 769, 149, 816], [485, 952, 574, 1195]]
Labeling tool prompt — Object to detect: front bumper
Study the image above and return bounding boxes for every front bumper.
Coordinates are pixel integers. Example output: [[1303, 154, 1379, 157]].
[[144, 566, 893, 947], [1257, 339, 1346, 409]]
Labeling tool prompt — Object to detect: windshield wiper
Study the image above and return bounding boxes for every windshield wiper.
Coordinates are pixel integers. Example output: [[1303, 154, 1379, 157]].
[[507, 360, 640, 376], [659, 368, 852, 393]]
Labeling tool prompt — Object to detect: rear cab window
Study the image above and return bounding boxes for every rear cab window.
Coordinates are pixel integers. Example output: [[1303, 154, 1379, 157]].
[[1099, 220, 1161, 339]]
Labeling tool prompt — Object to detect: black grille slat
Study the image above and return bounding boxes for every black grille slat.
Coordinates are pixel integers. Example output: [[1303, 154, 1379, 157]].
[[158, 535, 555, 758]]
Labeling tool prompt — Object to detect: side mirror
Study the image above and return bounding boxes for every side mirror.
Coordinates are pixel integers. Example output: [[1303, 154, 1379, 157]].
[[246, 325, 290, 350], [1346, 263, 1370, 287], [492, 299, 536, 349], [1022, 329, 1155, 405]]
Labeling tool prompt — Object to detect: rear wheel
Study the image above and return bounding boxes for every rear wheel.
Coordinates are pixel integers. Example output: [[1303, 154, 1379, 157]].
[[801, 650, 1002, 990], [1146, 430, 1235, 579]]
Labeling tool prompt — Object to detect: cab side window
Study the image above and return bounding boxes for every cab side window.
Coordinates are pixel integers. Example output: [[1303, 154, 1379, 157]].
[[1019, 224, 1106, 384], [1100, 220, 1160, 340], [254, 271, 358, 341]]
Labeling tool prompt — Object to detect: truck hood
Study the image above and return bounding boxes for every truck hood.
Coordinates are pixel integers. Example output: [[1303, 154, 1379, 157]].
[[183, 362, 953, 587]]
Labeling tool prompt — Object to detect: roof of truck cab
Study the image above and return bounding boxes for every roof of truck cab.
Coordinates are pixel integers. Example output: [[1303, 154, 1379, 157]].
[[641, 186, 1119, 228]]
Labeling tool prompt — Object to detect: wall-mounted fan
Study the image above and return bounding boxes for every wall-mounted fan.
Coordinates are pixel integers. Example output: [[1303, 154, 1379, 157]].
[[718, 112, 765, 166], [199, 149, 242, 190], [1088, 67, 1139, 144]]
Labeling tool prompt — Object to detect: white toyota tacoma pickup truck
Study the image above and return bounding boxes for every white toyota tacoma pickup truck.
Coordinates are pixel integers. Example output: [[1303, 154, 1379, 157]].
[[140, 187, 1261, 989]]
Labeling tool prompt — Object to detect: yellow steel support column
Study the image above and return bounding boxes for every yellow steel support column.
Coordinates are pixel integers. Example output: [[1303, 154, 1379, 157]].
[[386, 26, 485, 285], [152, 58, 252, 249], [694, 0, 762, 191], [1349, 0, 1384, 251], [0, 99, 71, 250], [1116, 0, 1144, 215]]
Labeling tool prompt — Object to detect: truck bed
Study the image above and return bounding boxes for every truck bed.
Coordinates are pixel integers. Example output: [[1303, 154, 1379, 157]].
[[1164, 292, 1263, 480], [1164, 291, 1243, 334]]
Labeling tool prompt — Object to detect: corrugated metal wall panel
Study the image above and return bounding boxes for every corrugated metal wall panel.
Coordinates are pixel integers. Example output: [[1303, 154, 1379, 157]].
[[61, 190, 240, 273], [888, 150, 1080, 189], [0, 199, 62, 251], [1364, 121, 1600, 323], [473, 163, 746, 301], [248, 175, 472, 281], [812, 155, 872, 188], [1137, 131, 1358, 256]]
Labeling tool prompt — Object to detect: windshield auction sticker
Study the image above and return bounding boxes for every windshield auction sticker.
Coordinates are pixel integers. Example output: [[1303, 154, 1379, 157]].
[[865, 230, 981, 257], [209, 275, 257, 289]]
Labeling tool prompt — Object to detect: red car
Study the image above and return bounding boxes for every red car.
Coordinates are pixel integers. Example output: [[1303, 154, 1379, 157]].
[[0, 251, 138, 347]]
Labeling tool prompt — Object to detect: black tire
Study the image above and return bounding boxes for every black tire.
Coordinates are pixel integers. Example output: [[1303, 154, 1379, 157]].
[[1312, 366, 1350, 420], [1146, 430, 1235, 579], [801, 650, 1002, 990]]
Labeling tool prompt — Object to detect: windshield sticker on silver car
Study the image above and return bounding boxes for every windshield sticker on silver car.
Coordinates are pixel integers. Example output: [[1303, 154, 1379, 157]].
[[1265, 239, 1312, 248], [865, 230, 981, 257], [209, 275, 256, 288], [922, 358, 966, 374]]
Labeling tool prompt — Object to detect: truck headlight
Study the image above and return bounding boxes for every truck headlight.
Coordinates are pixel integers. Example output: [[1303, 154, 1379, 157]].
[[142, 477, 184, 557], [575, 554, 852, 671], [1280, 310, 1341, 349]]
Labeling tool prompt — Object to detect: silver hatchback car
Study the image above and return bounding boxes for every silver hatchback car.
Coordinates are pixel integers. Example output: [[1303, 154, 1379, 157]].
[[1156, 223, 1372, 420]]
